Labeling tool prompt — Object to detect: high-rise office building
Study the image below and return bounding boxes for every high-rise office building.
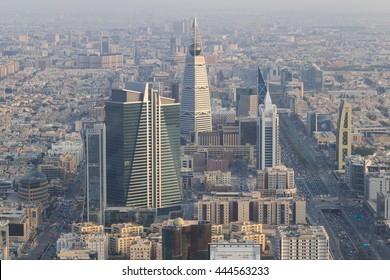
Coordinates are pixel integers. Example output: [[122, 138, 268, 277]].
[[307, 112, 333, 136], [101, 35, 110, 55], [171, 81, 180, 103], [307, 111, 317, 136], [281, 68, 293, 89], [239, 119, 257, 145], [257, 91, 280, 170], [84, 123, 106, 225], [344, 155, 367, 193], [180, 18, 212, 136], [317, 113, 332, 132], [336, 99, 352, 170], [257, 67, 268, 105], [235, 87, 257, 117], [105, 82, 182, 214], [301, 64, 324, 91]]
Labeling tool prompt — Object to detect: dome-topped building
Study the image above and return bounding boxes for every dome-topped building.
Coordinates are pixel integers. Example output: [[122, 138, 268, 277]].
[[173, 218, 184, 227]]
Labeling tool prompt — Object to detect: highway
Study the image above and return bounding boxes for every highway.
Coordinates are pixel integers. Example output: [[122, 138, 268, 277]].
[[280, 113, 390, 260]]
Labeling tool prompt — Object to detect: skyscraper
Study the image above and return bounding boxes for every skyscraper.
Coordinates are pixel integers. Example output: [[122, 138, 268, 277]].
[[257, 91, 280, 170], [84, 123, 106, 225], [101, 35, 110, 55], [301, 64, 324, 91], [105, 82, 182, 214], [336, 99, 352, 170], [257, 66, 268, 105], [180, 18, 212, 136]]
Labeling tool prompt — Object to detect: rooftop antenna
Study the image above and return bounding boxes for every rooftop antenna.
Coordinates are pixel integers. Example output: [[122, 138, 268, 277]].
[[267, 72, 270, 94]]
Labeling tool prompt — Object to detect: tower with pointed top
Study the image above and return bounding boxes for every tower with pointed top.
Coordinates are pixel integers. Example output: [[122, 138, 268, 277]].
[[336, 98, 352, 170], [257, 90, 280, 170], [258, 67, 268, 106], [180, 18, 212, 137]]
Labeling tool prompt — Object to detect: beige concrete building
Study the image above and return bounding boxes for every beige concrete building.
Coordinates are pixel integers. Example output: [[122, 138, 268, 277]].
[[77, 54, 123, 69], [129, 240, 152, 260], [211, 234, 224, 242], [204, 170, 233, 192], [275, 225, 330, 260], [229, 221, 262, 233], [108, 234, 141, 256], [198, 199, 230, 225], [0, 61, 19, 78], [229, 222, 265, 252], [0, 208, 40, 249], [72, 222, 104, 234], [0, 203, 42, 250], [197, 196, 306, 225], [204, 171, 232, 185], [23, 203, 42, 230], [110, 223, 144, 235], [60, 153, 77, 173], [257, 165, 296, 197], [377, 192, 390, 220], [211, 224, 223, 234], [365, 172, 390, 201]]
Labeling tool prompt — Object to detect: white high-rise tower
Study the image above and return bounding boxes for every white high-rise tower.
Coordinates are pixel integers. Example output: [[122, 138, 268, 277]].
[[257, 91, 281, 170], [180, 18, 212, 136]]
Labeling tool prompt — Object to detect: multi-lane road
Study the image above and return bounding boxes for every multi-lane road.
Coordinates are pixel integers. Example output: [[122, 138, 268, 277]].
[[280, 113, 390, 260], [21, 164, 85, 260]]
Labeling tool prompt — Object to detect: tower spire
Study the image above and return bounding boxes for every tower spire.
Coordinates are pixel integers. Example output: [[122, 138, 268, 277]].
[[258, 66, 268, 106], [180, 17, 212, 136]]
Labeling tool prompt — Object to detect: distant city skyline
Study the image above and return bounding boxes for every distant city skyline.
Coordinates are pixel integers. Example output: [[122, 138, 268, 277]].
[[1, 0, 390, 262], [1, 0, 390, 14]]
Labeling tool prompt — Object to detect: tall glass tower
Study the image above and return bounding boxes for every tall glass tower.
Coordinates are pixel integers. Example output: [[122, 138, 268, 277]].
[[105, 82, 182, 214], [180, 18, 212, 136], [84, 122, 106, 225], [257, 91, 280, 170], [336, 98, 352, 170]]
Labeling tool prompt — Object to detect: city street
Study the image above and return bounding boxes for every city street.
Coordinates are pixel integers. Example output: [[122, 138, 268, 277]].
[[280, 113, 390, 260], [21, 165, 85, 260]]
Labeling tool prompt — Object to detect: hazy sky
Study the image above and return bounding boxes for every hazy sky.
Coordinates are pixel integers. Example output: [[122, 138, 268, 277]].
[[1, 0, 390, 14]]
